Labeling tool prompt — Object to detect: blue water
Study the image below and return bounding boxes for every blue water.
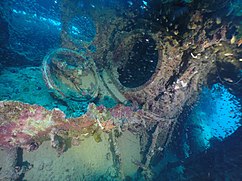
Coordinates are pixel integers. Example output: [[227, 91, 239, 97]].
[[183, 83, 241, 156]]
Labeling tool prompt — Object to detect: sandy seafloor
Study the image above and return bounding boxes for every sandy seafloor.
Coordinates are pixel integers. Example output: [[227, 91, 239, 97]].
[[0, 67, 68, 112], [0, 131, 141, 181], [0, 66, 142, 180], [23, 130, 141, 180]]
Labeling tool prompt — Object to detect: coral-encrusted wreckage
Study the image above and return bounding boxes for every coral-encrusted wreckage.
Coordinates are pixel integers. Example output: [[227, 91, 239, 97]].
[[0, 101, 138, 150], [0, 0, 242, 180]]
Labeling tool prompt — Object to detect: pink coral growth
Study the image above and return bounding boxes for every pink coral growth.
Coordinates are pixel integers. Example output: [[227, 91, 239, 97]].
[[0, 101, 65, 149], [0, 121, 33, 149], [110, 104, 135, 119], [0, 101, 141, 150]]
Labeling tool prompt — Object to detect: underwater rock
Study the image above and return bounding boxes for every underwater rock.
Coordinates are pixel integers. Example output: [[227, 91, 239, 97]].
[[0, 101, 66, 149], [93, 131, 102, 143], [0, 148, 19, 181], [0, 101, 143, 151]]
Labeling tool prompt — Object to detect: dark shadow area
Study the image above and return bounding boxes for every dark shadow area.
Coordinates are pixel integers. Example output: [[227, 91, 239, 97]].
[[117, 34, 158, 88]]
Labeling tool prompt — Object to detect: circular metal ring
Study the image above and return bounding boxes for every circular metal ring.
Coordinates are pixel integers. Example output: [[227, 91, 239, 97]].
[[42, 48, 99, 102]]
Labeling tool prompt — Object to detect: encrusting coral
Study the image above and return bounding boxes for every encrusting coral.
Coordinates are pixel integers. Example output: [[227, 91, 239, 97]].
[[0, 100, 142, 151], [0, 101, 65, 149]]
